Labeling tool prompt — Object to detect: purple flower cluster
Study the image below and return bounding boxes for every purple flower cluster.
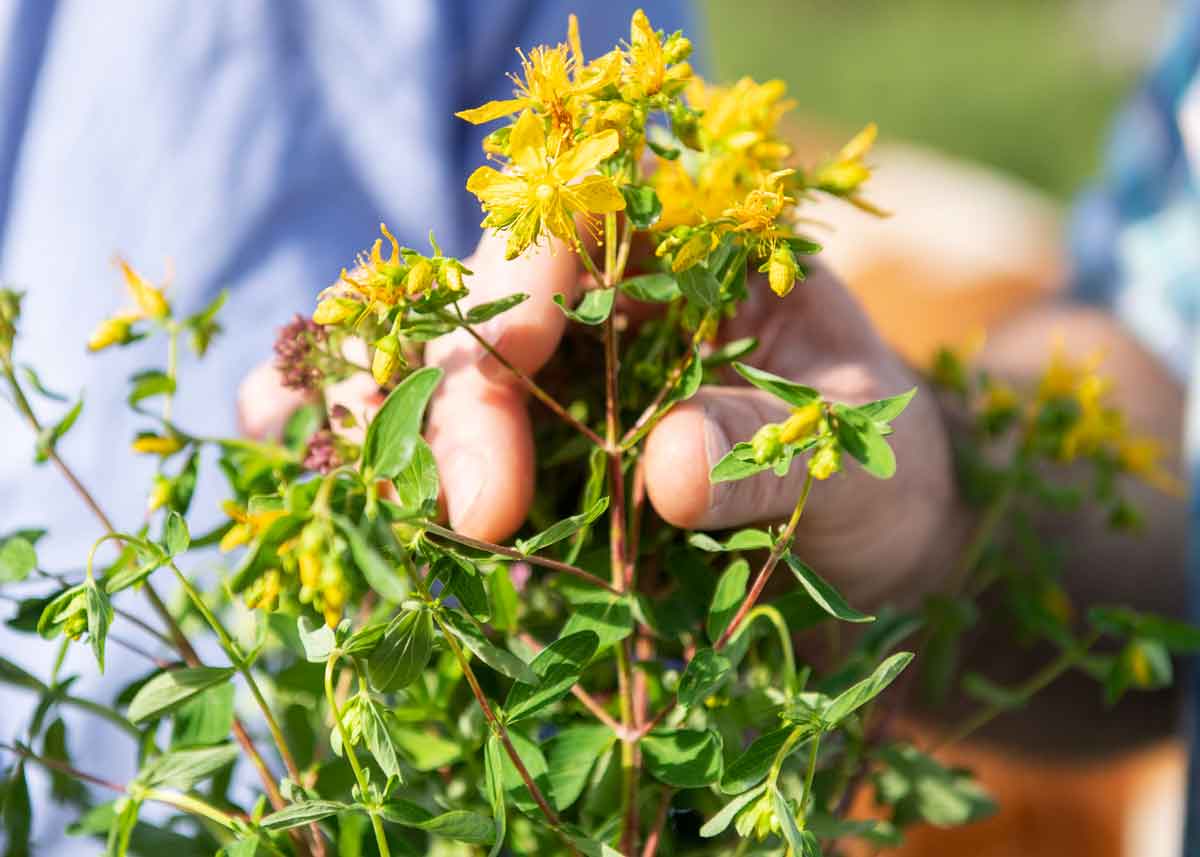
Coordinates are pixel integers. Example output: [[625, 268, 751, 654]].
[[274, 314, 326, 392], [303, 429, 342, 474]]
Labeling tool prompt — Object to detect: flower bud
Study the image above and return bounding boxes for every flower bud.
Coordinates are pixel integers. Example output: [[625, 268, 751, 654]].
[[670, 102, 702, 150], [779, 402, 822, 444], [87, 315, 134, 352], [120, 260, 169, 319], [405, 259, 434, 297], [371, 335, 403, 386], [63, 611, 88, 641], [671, 231, 711, 272], [219, 522, 252, 553], [438, 261, 467, 292], [663, 33, 693, 64], [131, 433, 184, 456], [750, 423, 783, 464], [809, 444, 841, 480], [313, 297, 360, 326], [767, 244, 799, 298], [147, 476, 172, 513]]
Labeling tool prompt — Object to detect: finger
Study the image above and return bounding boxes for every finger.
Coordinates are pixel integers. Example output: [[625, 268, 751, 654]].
[[424, 232, 582, 542], [237, 360, 314, 441]]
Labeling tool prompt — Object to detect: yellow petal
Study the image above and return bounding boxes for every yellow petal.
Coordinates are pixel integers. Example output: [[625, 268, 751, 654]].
[[568, 14, 584, 70], [509, 110, 547, 175], [567, 175, 625, 214], [504, 207, 542, 260], [119, 259, 169, 319], [454, 98, 527, 124], [839, 122, 878, 162], [553, 130, 620, 182], [466, 166, 529, 208]]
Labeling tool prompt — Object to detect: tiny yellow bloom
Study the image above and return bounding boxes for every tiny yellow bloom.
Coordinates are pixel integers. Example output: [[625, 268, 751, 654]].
[[624, 9, 691, 98], [766, 244, 799, 298], [312, 297, 360, 325], [778, 401, 822, 444], [405, 259, 434, 298], [117, 258, 170, 320], [809, 444, 841, 480], [1117, 436, 1185, 496], [87, 313, 137, 352], [465, 111, 625, 259], [670, 231, 714, 272], [131, 433, 184, 456]]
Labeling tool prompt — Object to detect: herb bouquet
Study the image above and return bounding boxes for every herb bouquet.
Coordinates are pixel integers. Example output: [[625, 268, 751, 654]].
[[1, 10, 1194, 857]]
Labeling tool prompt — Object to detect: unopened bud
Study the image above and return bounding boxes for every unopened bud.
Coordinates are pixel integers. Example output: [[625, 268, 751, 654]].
[[405, 259, 434, 297], [131, 433, 184, 456], [313, 297, 360, 326], [779, 402, 822, 444], [371, 335, 403, 386], [750, 424, 783, 464], [809, 444, 841, 480], [671, 231, 711, 273], [147, 476, 172, 512], [87, 315, 134, 352], [767, 245, 798, 298]]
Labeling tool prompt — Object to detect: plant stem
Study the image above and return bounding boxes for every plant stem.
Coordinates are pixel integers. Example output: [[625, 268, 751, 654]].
[[799, 734, 822, 828], [163, 322, 179, 423], [325, 654, 391, 857], [0, 363, 310, 854], [448, 309, 607, 450], [714, 470, 815, 652], [423, 521, 621, 596], [932, 630, 1101, 752], [433, 613, 581, 856], [640, 786, 672, 857]]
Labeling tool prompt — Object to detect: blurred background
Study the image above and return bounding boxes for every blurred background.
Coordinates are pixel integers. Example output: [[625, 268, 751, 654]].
[[697, 2, 1183, 856]]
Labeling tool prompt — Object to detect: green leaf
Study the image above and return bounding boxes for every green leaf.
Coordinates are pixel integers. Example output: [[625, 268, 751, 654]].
[[298, 615, 336, 663], [261, 801, 348, 831], [162, 511, 190, 557], [390, 725, 462, 771], [497, 730, 555, 814], [874, 744, 996, 827], [823, 652, 913, 727], [35, 398, 82, 463], [1088, 605, 1200, 652], [857, 388, 917, 424], [784, 554, 874, 624], [0, 657, 45, 693], [488, 565, 519, 632], [961, 673, 1027, 711], [42, 719, 87, 805], [546, 726, 615, 811], [833, 403, 896, 479], [559, 580, 634, 650], [85, 580, 113, 672], [702, 337, 758, 369], [3, 763, 31, 857], [677, 648, 731, 708], [380, 800, 494, 844], [20, 365, 67, 402], [707, 559, 749, 643], [106, 796, 140, 857], [666, 344, 703, 405], [367, 609, 433, 693], [185, 289, 227, 356], [642, 729, 723, 789], [127, 370, 175, 410], [709, 442, 772, 483], [772, 786, 817, 856], [619, 273, 680, 303], [361, 366, 442, 479], [483, 736, 507, 857], [0, 536, 36, 583], [333, 515, 408, 603], [721, 726, 809, 794], [361, 696, 403, 782], [732, 363, 819, 407], [807, 813, 902, 847], [515, 497, 609, 555], [620, 185, 662, 229], [676, 266, 721, 310], [440, 610, 537, 684], [699, 784, 765, 838], [391, 438, 439, 514], [504, 631, 599, 723], [127, 667, 237, 724], [554, 289, 615, 326], [464, 293, 529, 324], [137, 744, 238, 790], [689, 529, 772, 553], [433, 553, 489, 621], [224, 840, 259, 857], [171, 683, 235, 747]]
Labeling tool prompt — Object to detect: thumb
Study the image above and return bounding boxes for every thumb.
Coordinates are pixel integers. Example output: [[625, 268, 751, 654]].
[[424, 232, 582, 541]]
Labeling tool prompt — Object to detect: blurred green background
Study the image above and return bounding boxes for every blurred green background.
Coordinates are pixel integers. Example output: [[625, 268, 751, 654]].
[[701, 0, 1168, 201]]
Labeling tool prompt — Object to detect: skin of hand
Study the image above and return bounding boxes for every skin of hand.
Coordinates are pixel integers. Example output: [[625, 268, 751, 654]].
[[239, 229, 959, 610]]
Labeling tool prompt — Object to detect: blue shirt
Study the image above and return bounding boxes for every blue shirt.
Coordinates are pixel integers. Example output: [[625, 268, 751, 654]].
[[0, 2, 693, 851]]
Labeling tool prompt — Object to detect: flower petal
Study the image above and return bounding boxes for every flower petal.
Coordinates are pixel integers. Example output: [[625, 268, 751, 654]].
[[455, 98, 527, 124], [567, 175, 626, 214], [509, 110, 547, 175], [466, 167, 529, 208], [553, 130, 620, 182]]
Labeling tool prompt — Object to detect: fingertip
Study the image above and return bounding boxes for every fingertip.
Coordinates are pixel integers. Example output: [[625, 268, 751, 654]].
[[644, 401, 716, 529], [237, 361, 313, 441]]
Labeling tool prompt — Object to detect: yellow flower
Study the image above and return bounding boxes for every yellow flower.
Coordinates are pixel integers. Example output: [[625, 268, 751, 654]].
[[723, 169, 795, 238], [779, 402, 822, 444], [465, 110, 625, 259], [455, 17, 620, 136], [117, 259, 170, 320], [1117, 436, 1185, 496], [131, 433, 184, 456], [812, 123, 887, 215], [337, 222, 409, 307], [623, 9, 691, 98], [691, 77, 793, 158], [218, 500, 286, 552], [87, 312, 137, 352]]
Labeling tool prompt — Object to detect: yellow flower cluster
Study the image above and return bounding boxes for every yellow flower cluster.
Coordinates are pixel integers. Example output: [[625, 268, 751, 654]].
[[313, 223, 468, 327], [87, 259, 171, 351]]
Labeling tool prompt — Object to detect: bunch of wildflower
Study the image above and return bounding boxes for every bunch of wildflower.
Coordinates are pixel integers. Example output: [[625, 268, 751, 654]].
[[274, 314, 328, 392]]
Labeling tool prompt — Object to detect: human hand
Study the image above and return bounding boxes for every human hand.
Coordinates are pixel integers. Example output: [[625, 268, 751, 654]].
[[240, 230, 958, 607]]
